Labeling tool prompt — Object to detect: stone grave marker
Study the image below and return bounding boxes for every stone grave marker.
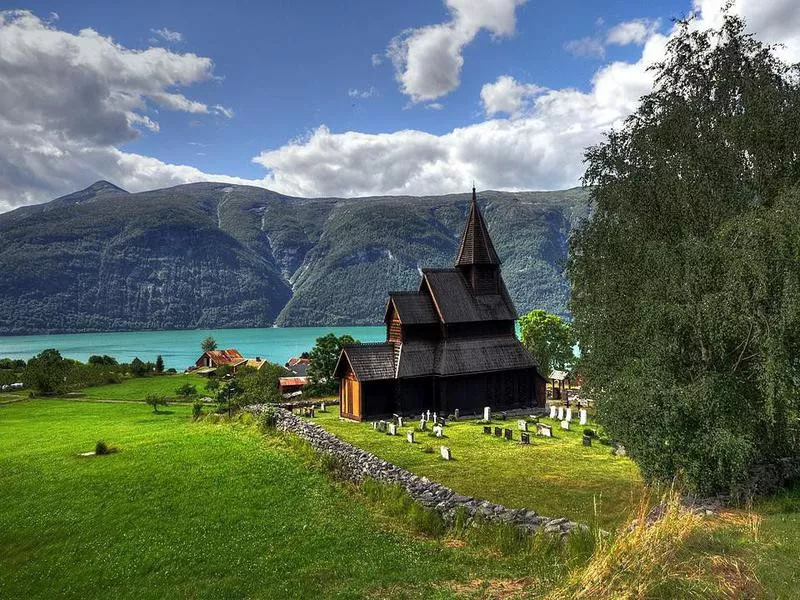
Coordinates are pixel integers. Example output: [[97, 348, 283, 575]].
[[557, 406, 565, 420], [582, 434, 592, 447], [372, 421, 378, 429], [494, 426, 503, 437], [560, 420, 570, 431], [521, 432, 530, 445], [504, 428, 513, 441], [440, 446, 451, 461], [483, 406, 491, 421], [518, 419, 528, 432], [426, 410, 431, 421], [483, 425, 492, 435], [566, 408, 573, 422], [549, 405, 557, 419], [579, 409, 588, 426], [433, 425, 443, 438], [454, 409, 460, 420], [407, 431, 415, 444], [419, 418, 427, 431], [397, 416, 404, 427], [537, 423, 553, 437], [389, 423, 397, 436], [320, 402, 326, 412]]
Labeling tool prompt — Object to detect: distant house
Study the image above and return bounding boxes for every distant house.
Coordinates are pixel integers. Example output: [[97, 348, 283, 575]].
[[193, 349, 266, 375], [279, 376, 308, 396], [549, 369, 570, 400], [333, 187, 547, 421], [285, 356, 310, 377]]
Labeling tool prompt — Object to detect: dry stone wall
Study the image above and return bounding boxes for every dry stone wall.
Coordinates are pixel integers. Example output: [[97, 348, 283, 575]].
[[248, 404, 582, 537]]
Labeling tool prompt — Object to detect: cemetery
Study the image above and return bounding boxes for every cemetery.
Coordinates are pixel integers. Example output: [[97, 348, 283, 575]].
[[303, 403, 642, 530]]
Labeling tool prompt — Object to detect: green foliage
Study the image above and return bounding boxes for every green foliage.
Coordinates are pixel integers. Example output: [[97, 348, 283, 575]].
[[204, 377, 220, 392], [145, 394, 168, 414], [130, 357, 149, 377], [306, 333, 358, 396], [234, 362, 288, 406], [23, 349, 70, 395], [88, 355, 117, 366], [174, 382, 197, 399], [257, 405, 278, 430], [94, 440, 114, 455], [155, 355, 164, 374], [192, 401, 204, 421], [568, 14, 800, 495], [201, 336, 217, 352], [519, 309, 576, 374]]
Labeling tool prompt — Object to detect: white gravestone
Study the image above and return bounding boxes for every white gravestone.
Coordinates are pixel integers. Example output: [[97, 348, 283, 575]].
[[372, 421, 378, 429], [433, 425, 443, 438], [440, 446, 451, 461], [566, 408, 573, 422], [388, 423, 397, 435], [557, 407, 564, 420], [538, 423, 552, 437], [407, 431, 415, 444], [397, 416, 404, 427], [579, 409, 588, 426], [426, 410, 431, 421], [518, 419, 528, 432], [419, 419, 427, 431], [549, 405, 557, 419], [432, 412, 437, 424], [320, 402, 326, 411], [560, 420, 570, 431], [483, 406, 491, 421]]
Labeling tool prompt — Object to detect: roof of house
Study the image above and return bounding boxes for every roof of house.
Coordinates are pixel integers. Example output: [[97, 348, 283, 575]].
[[455, 188, 500, 267], [243, 358, 267, 370], [384, 291, 439, 325], [421, 269, 516, 323], [201, 348, 245, 365], [279, 376, 308, 387], [286, 357, 310, 367], [550, 369, 569, 381], [289, 362, 309, 376], [333, 343, 396, 381]]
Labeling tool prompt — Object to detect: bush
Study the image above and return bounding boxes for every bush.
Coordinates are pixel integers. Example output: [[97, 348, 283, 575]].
[[192, 401, 204, 421], [584, 428, 596, 438], [175, 382, 197, 400], [257, 405, 278, 430], [95, 440, 113, 455], [145, 394, 168, 413]]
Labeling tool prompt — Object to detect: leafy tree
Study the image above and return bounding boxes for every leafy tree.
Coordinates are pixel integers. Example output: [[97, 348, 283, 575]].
[[217, 378, 243, 417], [130, 357, 148, 377], [201, 336, 217, 352], [23, 349, 70, 395], [175, 382, 197, 400], [307, 333, 357, 396], [236, 362, 289, 406], [568, 13, 800, 494], [519, 310, 576, 375], [155, 355, 164, 374], [88, 355, 117, 366], [204, 377, 221, 393], [145, 393, 168, 414]]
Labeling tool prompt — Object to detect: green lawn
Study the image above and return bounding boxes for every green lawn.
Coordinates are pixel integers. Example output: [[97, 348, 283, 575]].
[[78, 373, 207, 401], [312, 408, 643, 530], [0, 399, 585, 600]]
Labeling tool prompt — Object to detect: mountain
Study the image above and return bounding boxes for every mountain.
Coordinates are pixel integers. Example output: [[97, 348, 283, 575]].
[[0, 181, 590, 335]]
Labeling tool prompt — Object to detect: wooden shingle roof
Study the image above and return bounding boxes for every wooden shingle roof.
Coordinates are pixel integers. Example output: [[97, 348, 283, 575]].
[[421, 269, 516, 323], [333, 343, 396, 381], [455, 188, 500, 267], [385, 291, 439, 325]]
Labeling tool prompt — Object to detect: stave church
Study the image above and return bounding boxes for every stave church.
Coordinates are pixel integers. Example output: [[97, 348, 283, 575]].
[[333, 188, 547, 420]]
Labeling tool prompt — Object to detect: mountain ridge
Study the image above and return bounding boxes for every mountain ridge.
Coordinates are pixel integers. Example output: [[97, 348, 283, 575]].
[[0, 181, 590, 335]]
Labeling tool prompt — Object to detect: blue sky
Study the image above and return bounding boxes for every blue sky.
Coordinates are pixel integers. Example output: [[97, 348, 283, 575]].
[[1, 0, 798, 210]]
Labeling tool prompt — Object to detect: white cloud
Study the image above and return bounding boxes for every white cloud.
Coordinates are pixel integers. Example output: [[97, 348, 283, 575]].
[[371, 53, 383, 67], [607, 18, 660, 46], [151, 27, 183, 43], [387, 0, 528, 102], [425, 102, 445, 110], [480, 75, 546, 118], [564, 36, 606, 59], [348, 87, 378, 99]]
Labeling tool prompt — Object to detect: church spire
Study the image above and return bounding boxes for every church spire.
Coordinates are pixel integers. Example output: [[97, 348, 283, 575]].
[[455, 187, 500, 267]]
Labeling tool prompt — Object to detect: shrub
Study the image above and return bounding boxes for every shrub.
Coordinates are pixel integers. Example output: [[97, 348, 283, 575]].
[[95, 440, 113, 455], [175, 382, 197, 400], [584, 428, 596, 438], [257, 405, 278, 430], [145, 394, 168, 413], [192, 401, 204, 421]]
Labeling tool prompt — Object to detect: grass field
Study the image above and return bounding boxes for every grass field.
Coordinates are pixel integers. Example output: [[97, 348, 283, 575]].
[[312, 408, 643, 530], [0, 399, 595, 599], [77, 373, 207, 401]]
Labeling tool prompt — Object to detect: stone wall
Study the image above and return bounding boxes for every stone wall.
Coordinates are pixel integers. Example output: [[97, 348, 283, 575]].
[[249, 404, 582, 537]]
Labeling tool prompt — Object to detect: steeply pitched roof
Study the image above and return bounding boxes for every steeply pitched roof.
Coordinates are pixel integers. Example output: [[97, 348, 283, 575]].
[[396, 335, 536, 378], [455, 188, 500, 267], [421, 269, 516, 323], [385, 291, 439, 325], [202, 348, 245, 365], [333, 343, 396, 381]]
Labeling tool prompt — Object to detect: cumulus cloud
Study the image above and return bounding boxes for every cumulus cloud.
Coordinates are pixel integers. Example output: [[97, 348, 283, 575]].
[[387, 0, 527, 102], [607, 19, 660, 46], [151, 27, 183, 43], [564, 36, 606, 59], [480, 75, 546, 118]]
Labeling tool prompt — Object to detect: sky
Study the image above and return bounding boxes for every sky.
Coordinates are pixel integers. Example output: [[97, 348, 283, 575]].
[[1, 0, 799, 212]]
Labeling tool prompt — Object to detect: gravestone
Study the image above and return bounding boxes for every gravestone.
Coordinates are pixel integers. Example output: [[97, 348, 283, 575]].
[[518, 419, 528, 432], [494, 426, 503, 437], [388, 423, 397, 436], [537, 423, 553, 437], [438, 417, 446, 427], [378, 420, 387, 432], [372, 421, 378, 430], [320, 402, 326, 412], [433, 425, 443, 438], [483, 425, 492, 435], [504, 428, 513, 441], [309, 408, 315, 418], [407, 431, 415, 444], [549, 405, 557, 419], [426, 410, 431, 421], [397, 416, 404, 427], [483, 406, 491, 421], [557, 406, 565, 420], [582, 434, 592, 447], [560, 420, 570, 431], [440, 446, 451, 461], [420, 419, 427, 431], [579, 409, 588, 426], [521, 432, 530, 445], [566, 408, 573, 422], [454, 409, 460, 420]]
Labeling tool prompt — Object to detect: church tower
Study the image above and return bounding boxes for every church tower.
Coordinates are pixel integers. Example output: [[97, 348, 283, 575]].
[[455, 187, 501, 295]]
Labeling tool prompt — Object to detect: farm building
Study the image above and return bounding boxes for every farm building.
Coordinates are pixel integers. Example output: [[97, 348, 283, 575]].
[[333, 188, 547, 421], [193, 349, 266, 375]]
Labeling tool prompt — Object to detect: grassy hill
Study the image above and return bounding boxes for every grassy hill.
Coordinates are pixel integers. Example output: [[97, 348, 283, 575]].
[[0, 182, 590, 334]]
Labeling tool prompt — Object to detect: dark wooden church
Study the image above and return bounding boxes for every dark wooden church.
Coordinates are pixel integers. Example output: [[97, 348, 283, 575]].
[[333, 188, 547, 420]]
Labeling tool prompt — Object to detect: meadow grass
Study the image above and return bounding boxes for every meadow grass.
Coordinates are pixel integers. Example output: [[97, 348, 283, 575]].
[[0, 398, 589, 599], [312, 407, 643, 530], [76, 373, 207, 401]]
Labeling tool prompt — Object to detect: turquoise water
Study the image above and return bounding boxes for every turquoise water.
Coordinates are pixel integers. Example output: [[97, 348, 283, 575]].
[[0, 326, 386, 370]]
